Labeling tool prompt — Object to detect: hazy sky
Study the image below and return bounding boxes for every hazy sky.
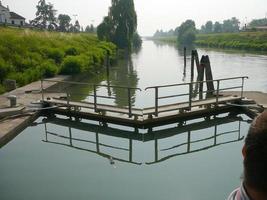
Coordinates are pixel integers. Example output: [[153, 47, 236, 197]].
[[2, 0, 267, 36]]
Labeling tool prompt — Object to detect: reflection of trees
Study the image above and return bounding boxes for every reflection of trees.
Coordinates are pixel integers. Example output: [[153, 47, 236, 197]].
[[108, 53, 139, 107]]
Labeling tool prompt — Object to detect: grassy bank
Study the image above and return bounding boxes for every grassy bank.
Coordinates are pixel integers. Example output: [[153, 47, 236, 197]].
[[196, 32, 267, 51], [0, 27, 116, 94], [150, 32, 267, 52]]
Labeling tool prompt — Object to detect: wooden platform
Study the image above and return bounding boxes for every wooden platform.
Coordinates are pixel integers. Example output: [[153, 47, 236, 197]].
[[43, 95, 242, 128]]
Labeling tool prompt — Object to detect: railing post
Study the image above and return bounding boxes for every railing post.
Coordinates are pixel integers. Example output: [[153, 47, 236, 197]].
[[241, 77, 245, 98], [127, 88, 132, 118], [184, 47, 186, 68], [93, 85, 97, 112], [216, 80, 220, 107], [155, 87, 159, 117], [189, 82, 192, 110], [191, 50, 194, 82], [41, 78, 44, 101], [67, 91, 70, 109]]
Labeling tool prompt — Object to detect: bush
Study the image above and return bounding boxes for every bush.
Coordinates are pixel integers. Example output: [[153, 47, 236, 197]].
[[39, 60, 58, 78], [61, 56, 83, 74], [45, 48, 64, 64], [65, 47, 79, 56]]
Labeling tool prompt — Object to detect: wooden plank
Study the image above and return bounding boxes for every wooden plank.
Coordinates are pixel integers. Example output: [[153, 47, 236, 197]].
[[143, 96, 241, 115], [44, 98, 143, 116]]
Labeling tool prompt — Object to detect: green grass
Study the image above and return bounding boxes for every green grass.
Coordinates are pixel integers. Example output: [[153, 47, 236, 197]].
[[0, 27, 116, 93], [150, 32, 267, 52], [195, 32, 267, 51]]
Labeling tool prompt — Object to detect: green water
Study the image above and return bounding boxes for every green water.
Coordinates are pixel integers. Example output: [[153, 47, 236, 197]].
[[1, 40, 266, 199]]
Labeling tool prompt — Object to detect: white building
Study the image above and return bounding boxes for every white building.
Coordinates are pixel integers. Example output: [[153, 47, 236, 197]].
[[0, 1, 25, 26]]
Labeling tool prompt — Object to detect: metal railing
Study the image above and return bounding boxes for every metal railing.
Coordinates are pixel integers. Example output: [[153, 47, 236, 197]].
[[145, 76, 248, 116], [41, 79, 142, 118]]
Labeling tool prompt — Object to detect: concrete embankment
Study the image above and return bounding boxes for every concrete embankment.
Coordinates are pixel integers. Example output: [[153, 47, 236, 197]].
[[0, 76, 69, 147]]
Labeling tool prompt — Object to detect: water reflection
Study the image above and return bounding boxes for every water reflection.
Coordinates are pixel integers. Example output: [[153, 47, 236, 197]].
[[41, 114, 248, 165]]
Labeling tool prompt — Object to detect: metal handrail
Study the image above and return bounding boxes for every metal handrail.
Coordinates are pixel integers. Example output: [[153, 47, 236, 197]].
[[41, 79, 142, 118]]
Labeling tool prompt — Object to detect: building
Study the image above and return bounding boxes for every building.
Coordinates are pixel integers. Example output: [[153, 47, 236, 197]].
[[0, 1, 25, 26]]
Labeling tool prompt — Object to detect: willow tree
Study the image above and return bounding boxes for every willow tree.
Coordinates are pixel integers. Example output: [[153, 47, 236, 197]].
[[97, 0, 137, 49]]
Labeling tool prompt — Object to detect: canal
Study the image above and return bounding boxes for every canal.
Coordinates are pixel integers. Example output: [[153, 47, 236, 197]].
[[1, 40, 267, 200]]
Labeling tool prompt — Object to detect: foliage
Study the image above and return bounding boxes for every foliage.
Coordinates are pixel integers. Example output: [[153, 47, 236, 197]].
[[132, 32, 142, 49], [61, 56, 83, 74], [97, 0, 138, 49], [31, 0, 57, 29], [0, 84, 5, 94], [0, 27, 116, 92], [195, 32, 267, 51], [177, 20, 196, 45], [249, 18, 267, 28], [58, 14, 71, 32]]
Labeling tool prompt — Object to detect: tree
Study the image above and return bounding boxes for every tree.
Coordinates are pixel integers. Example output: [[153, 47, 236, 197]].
[[58, 14, 71, 32], [74, 20, 80, 32], [205, 21, 213, 33], [222, 17, 240, 32], [177, 19, 196, 45], [31, 0, 57, 29], [97, 0, 138, 49], [132, 32, 142, 49], [249, 18, 267, 27], [214, 21, 222, 33]]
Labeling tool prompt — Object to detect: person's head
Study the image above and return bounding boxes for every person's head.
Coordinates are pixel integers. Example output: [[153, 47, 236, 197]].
[[242, 111, 267, 194]]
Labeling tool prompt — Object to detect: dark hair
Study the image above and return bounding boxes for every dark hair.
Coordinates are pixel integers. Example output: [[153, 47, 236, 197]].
[[244, 112, 267, 193]]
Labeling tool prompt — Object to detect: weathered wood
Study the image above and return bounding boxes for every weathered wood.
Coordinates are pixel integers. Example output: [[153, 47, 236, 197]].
[[204, 56, 215, 93]]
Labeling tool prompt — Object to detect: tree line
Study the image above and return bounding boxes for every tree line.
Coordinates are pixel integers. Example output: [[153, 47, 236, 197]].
[[30, 0, 96, 33], [153, 17, 267, 45]]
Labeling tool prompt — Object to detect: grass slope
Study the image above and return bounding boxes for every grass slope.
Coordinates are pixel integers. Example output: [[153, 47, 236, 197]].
[[0, 27, 116, 94], [195, 32, 267, 51]]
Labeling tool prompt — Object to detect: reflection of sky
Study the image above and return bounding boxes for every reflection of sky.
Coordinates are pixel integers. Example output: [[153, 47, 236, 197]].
[[0, 114, 250, 200], [97, 40, 267, 108]]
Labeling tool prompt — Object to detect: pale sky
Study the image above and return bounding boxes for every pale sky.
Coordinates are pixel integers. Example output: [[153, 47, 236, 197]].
[[2, 0, 267, 36]]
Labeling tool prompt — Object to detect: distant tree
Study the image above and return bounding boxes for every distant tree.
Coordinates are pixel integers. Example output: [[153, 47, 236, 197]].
[[205, 21, 213, 33], [177, 19, 196, 45], [31, 0, 57, 29], [85, 24, 95, 33], [222, 17, 240, 32], [97, 0, 138, 49], [213, 21, 222, 33], [74, 20, 80, 32], [58, 14, 71, 32], [249, 18, 267, 27]]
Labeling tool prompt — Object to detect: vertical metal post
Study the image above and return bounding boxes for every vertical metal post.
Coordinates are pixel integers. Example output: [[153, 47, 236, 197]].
[[96, 133, 100, 153], [184, 47, 186, 68], [214, 125, 217, 146], [216, 80, 220, 106], [155, 87, 159, 117], [241, 77, 245, 98], [41, 79, 44, 101], [127, 88, 132, 118], [155, 139, 158, 162], [129, 139, 133, 162], [93, 85, 97, 112], [189, 83, 192, 110], [67, 92, 70, 109], [69, 127, 73, 146], [191, 50, 194, 82], [44, 123, 48, 142], [187, 131, 191, 153]]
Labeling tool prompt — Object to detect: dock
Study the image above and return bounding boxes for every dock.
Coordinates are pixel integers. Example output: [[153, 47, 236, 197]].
[[41, 76, 257, 128]]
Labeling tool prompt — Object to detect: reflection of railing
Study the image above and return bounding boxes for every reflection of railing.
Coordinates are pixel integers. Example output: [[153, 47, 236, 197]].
[[43, 123, 141, 165], [41, 79, 142, 118], [146, 120, 243, 165], [145, 76, 248, 116], [41, 114, 247, 165]]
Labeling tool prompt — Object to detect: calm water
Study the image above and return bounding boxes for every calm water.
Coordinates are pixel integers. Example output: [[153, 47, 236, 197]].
[[1, 40, 266, 199]]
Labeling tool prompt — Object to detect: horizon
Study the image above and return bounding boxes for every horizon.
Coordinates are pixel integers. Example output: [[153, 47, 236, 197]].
[[1, 0, 267, 36]]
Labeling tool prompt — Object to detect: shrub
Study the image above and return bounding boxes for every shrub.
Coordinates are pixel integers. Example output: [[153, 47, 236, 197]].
[[39, 60, 58, 78], [65, 47, 79, 56], [61, 56, 83, 74], [45, 48, 64, 64]]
